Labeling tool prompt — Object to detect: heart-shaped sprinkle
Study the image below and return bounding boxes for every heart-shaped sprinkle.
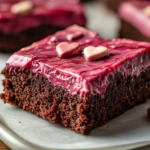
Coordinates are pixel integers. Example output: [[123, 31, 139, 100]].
[[143, 5, 150, 16], [11, 1, 34, 15], [84, 46, 109, 61], [67, 31, 83, 41], [56, 42, 81, 58]]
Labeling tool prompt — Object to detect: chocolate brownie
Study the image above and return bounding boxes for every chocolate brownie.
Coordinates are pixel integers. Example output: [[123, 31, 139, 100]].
[[102, 0, 128, 12], [0, 0, 86, 53], [119, 1, 150, 42], [1, 25, 150, 134]]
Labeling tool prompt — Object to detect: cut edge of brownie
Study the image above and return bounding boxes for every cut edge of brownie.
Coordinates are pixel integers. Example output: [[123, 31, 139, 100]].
[[0, 24, 64, 53], [1, 66, 150, 134], [119, 19, 150, 42]]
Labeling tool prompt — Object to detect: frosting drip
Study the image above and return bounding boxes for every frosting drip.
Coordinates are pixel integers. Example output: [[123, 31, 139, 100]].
[[6, 25, 150, 98]]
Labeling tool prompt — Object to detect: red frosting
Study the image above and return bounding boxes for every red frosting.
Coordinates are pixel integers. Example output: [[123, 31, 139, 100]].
[[0, 0, 86, 33], [6, 25, 150, 98], [119, 0, 150, 37]]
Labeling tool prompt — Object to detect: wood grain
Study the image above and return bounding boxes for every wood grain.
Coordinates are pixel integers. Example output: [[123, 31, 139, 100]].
[[0, 141, 10, 150]]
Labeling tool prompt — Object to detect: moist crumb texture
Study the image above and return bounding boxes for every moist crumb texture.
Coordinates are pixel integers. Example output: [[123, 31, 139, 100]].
[[1, 67, 150, 134]]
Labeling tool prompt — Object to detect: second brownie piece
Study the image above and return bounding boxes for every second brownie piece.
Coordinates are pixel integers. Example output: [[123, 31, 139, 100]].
[[1, 25, 150, 134], [119, 0, 150, 42], [102, 0, 127, 12], [0, 0, 86, 53]]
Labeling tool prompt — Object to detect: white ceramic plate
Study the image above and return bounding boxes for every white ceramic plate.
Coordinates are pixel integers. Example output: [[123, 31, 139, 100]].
[[0, 1, 150, 150]]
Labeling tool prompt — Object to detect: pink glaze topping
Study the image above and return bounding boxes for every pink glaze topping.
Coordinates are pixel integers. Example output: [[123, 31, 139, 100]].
[[0, 0, 86, 33], [119, 1, 150, 38], [6, 25, 150, 98]]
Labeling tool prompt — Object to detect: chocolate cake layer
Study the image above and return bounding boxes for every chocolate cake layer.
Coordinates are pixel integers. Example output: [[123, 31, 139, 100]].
[[1, 66, 150, 134], [120, 20, 150, 42], [0, 24, 63, 53]]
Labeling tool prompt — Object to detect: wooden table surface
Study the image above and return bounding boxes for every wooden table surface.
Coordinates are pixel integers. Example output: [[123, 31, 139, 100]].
[[0, 141, 10, 150]]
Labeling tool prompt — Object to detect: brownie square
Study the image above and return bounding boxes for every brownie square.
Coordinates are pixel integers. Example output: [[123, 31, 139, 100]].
[[1, 25, 150, 134]]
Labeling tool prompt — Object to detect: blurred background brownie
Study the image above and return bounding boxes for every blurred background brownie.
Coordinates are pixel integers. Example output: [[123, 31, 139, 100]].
[[0, 0, 86, 53], [119, 1, 150, 42], [102, 0, 128, 12]]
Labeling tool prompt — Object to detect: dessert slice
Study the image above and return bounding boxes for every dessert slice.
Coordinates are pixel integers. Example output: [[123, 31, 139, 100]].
[[102, 0, 127, 12], [1, 25, 150, 135], [0, 0, 86, 53], [119, 0, 150, 42]]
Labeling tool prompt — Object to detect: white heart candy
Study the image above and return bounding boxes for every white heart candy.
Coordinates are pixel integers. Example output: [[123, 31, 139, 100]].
[[84, 46, 109, 61], [11, 1, 34, 15]]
